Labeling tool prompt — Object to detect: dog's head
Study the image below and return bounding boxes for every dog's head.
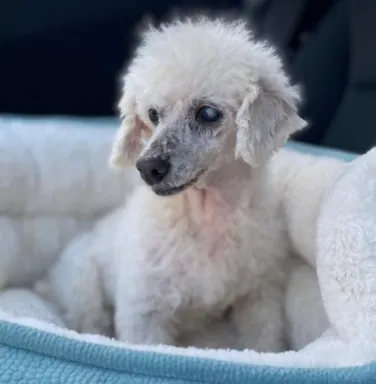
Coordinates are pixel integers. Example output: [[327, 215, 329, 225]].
[[110, 17, 306, 196]]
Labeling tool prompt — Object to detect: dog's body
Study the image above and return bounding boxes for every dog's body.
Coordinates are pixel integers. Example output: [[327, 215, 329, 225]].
[[47, 161, 290, 350], [41, 18, 347, 351]]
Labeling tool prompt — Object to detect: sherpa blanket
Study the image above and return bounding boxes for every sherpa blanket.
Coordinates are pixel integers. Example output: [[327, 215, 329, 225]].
[[0, 115, 375, 384]]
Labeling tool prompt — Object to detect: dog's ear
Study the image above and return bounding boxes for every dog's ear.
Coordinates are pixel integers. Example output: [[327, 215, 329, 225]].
[[109, 86, 147, 168], [235, 77, 307, 166]]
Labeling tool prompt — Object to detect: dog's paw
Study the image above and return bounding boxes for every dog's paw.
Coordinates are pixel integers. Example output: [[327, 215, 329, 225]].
[[116, 326, 174, 346], [115, 310, 175, 345], [66, 306, 113, 337]]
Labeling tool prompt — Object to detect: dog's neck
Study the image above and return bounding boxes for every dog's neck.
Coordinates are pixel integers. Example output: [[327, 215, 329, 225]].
[[182, 159, 263, 225]]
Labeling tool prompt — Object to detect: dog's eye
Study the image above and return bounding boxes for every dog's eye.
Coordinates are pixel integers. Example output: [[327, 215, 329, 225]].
[[196, 106, 222, 124], [148, 108, 159, 125]]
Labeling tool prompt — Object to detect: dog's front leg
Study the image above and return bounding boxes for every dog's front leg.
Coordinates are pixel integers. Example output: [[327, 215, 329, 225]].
[[232, 288, 286, 352], [114, 277, 176, 345]]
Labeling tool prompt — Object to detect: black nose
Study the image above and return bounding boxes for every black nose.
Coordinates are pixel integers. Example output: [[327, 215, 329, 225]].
[[136, 157, 170, 186]]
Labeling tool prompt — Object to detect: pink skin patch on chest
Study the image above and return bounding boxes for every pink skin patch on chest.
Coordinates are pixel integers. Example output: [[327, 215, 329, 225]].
[[183, 187, 235, 259]]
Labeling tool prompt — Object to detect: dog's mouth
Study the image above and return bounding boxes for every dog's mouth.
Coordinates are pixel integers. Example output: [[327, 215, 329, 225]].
[[152, 170, 205, 197], [152, 178, 198, 196]]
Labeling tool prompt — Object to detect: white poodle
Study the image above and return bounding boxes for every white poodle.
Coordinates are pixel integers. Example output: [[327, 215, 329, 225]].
[[40, 17, 347, 351]]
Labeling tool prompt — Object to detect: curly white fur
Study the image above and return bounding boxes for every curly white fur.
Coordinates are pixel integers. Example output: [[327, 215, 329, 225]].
[[40, 17, 349, 351]]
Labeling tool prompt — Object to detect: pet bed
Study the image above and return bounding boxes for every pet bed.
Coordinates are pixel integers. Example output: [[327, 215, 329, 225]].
[[0, 115, 375, 383]]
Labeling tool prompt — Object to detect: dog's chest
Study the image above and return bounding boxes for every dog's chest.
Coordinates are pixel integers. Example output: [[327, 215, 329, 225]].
[[125, 188, 257, 307]]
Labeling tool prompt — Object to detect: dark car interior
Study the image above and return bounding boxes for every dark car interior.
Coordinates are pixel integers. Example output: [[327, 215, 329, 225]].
[[1, 0, 375, 153]]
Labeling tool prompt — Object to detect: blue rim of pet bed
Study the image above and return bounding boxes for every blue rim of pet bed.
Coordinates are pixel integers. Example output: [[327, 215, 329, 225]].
[[0, 116, 372, 383], [1, 320, 376, 383]]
